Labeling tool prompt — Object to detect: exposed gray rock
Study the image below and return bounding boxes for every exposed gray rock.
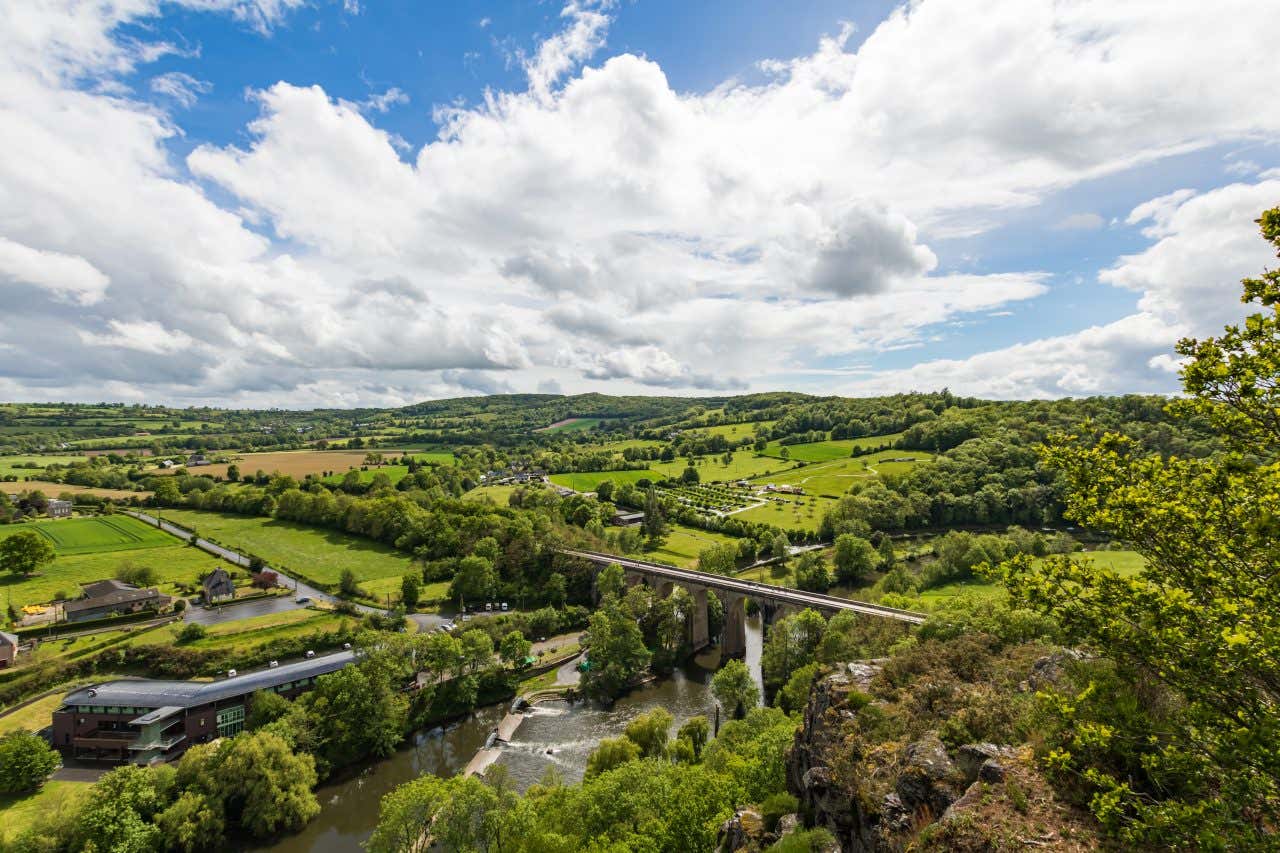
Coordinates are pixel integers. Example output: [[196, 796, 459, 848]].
[[1028, 649, 1087, 689], [775, 813, 801, 836], [956, 742, 1015, 784], [717, 809, 765, 852], [895, 733, 967, 818]]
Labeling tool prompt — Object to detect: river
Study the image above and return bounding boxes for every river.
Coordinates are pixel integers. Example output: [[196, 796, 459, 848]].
[[260, 614, 764, 852]]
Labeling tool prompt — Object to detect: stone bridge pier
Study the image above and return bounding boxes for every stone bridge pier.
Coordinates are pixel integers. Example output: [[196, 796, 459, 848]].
[[719, 592, 747, 659]]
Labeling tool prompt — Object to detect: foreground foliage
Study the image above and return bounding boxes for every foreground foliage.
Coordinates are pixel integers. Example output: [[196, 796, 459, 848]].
[[993, 208, 1280, 846]]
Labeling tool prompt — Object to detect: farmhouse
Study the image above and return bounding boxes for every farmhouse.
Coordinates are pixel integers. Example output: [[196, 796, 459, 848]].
[[186, 454, 210, 466], [63, 579, 172, 623], [0, 631, 18, 669], [201, 568, 235, 603], [46, 498, 73, 518], [52, 651, 355, 763]]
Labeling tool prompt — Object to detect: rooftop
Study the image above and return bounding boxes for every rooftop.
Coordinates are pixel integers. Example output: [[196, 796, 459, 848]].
[[61, 650, 356, 709]]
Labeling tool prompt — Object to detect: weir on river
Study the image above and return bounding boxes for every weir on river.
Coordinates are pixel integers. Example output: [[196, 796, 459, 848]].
[[257, 615, 764, 852]]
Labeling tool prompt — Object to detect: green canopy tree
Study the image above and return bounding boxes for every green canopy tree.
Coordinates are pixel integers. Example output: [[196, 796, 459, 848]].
[[581, 600, 651, 701], [711, 659, 760, 719], [993, 208, 1280, 844], [0, 529, 55, 578], [0, 731, 60, 793]]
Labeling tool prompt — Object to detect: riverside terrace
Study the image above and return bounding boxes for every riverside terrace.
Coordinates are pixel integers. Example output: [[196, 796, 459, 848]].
[[51, 650, 355, 764]]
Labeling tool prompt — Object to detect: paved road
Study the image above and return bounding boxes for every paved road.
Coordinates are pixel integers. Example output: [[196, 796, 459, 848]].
[[183, 594, 307, 626], [124, 510, 447, 631]]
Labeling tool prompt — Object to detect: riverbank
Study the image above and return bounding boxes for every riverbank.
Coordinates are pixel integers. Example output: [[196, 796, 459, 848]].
[[258, 614, 765, 851]]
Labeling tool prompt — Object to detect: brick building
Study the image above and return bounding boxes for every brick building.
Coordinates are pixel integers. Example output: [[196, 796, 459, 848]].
[[52, 651, 355, 764]]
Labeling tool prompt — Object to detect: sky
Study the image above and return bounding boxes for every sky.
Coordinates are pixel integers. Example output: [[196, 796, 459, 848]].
[[2, 0, 1279, 408]]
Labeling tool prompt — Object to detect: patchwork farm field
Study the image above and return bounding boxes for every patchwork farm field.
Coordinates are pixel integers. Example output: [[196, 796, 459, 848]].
[[0, 515, 173, 555], [158, 510, 414, 590], [0, 455, 88, 478], [179, 449, 380, 480], [464, 484, 521, 504]]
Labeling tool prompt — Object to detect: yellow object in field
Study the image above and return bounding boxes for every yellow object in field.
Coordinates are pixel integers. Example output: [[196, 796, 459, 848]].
[[21, 604, 47, 614]]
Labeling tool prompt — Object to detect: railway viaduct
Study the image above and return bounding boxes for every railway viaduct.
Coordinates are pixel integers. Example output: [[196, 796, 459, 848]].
[[559, 549, 928, 658]]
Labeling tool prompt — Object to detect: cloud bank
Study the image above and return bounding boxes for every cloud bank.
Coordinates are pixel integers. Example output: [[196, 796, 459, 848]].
[[1, 0, 1278, 404]]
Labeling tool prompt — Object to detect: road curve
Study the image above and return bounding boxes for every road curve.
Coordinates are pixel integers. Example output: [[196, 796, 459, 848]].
[[559, 548, 928, 625]]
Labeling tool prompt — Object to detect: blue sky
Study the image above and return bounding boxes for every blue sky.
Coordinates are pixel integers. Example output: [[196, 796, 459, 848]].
[[2, 0, 1278, 405]]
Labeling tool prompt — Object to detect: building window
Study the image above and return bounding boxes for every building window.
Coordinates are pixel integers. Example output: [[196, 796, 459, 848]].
[[215, 706, 245, 738]]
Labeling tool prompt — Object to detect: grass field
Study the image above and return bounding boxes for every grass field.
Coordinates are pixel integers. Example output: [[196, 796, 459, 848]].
[[0, 456, 88, 478], [549, 469, 655, 491], [642, 524, 743, 568], [685, 420, 775, 440], [158, 510, 415, 589], [0, 480, 144, 499], [915, 549, 1148, 606], [165, 608, 356, 652], [464, 485, 521, 504], [537, 417, 607, 433], [0, 782, 92, 844], [0, 516, 173, 556], [757, 450, 934, 497], [0, 693, 68, 736], [649, 450, 801, 483], [731, 494, 839, 532], [761, 433, 904, 462], [0, 541, 225, 606]]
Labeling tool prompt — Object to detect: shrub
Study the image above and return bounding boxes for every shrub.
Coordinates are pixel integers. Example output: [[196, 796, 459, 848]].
[[0, 731, 60, 793]]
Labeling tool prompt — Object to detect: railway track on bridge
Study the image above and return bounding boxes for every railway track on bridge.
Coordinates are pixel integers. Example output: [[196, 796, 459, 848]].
[[559, 549, 928, 625]]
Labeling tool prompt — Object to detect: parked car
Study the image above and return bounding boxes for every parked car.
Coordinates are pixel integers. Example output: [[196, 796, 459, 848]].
[[226, 669, 237, 678], [461, 614, 473, 622], [485, 603, 493, 612], [501, 602, 509, 611], [268, 660, 279, 668], [305, 650, 316, 658], [295, 596, 311, 604]]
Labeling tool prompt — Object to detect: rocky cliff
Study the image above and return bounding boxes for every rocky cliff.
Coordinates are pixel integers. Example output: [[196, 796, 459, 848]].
[[785, 652, 1101, 852]]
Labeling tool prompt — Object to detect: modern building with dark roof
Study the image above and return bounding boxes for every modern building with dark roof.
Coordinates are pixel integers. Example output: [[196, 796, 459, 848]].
[[52, 651, 355, 763], [63, 579, 172, 623]]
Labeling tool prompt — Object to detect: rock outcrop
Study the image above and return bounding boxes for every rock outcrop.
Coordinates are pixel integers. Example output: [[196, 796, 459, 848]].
[[786, 660, 1101, 851]]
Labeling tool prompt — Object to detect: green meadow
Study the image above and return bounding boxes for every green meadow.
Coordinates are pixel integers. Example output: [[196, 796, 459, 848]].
[[649, 449, 800, 482], [644, 524, 744, 568], [157, 510, 414, 590], [538, 417, 607, 433], [549, 469, 655, 491], [0, 516, 173, 556], [0, 542, 226, 607]]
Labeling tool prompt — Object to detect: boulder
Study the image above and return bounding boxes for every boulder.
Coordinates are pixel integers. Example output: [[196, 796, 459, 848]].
[[895, 733, 967, 818], [717, 809, 765, 852]]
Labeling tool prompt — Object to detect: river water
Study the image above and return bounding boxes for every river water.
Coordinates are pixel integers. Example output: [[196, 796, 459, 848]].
[[262, 615, 764, 852]]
